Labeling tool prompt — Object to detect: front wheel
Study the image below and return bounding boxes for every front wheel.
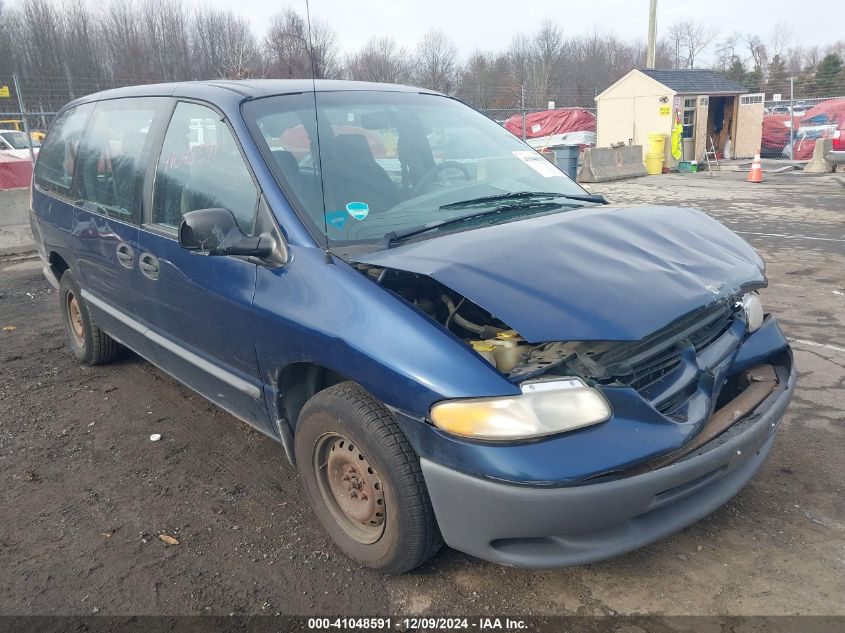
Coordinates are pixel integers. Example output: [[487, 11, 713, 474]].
[[295, 382, 442, 573]]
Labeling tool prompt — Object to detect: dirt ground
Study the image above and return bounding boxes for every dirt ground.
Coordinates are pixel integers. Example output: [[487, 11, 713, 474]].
[[1, 169, 843, 619]]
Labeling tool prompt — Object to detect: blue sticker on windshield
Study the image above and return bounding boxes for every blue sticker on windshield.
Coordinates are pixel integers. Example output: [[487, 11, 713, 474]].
[[325, 211, 347, 230], [346, 201, 369, 221]]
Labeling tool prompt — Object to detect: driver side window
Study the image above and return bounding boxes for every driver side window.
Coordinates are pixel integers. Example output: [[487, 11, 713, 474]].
[[152, 102, 258, 234]]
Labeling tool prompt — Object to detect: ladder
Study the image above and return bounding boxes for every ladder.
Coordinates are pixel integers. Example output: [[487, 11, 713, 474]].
[[702, 135, 721, 175]]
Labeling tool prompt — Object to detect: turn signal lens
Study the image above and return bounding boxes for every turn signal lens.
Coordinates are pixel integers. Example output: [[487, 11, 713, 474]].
[[430, 378, 611, 441]]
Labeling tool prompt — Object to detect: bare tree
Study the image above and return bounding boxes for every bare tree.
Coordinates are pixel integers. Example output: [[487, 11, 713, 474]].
[[803, 45, 821, 71], [744, 33, 768, 72], [100, 0, 150, 82], [192, 9, 262, 80], [413, 29, 459, 93], [140, 0, 192, 81], [532, 20, 563, 100], [713, 32, 742, 71], [309, 18, 340, 78], [265, 8, 309, 78], [665, 20, 718, 69], [506, 33, 532, 91], [344, 36, 410, 84], [826, 40, 845, 61], [666, 21, 685, 69], [0, 0, 13, 76], [770, 21, 792, 59]]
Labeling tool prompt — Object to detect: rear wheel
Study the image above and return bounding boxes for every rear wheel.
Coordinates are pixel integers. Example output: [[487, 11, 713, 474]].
[[295, 382, 442, 573], [59, 272, 119, 365]]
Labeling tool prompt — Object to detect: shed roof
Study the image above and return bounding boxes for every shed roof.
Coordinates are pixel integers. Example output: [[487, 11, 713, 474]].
[[638, 69, 748, 94]]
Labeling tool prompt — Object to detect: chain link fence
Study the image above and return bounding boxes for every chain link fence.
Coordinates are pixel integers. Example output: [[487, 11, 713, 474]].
[[1, 73, 599, 139], [1, 72, 840, 160], [761, 91, 845, 159]]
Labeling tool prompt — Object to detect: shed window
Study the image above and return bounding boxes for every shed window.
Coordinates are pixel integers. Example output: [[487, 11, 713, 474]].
[[682, 98, 697, 139], [740, 95, 763, 105]]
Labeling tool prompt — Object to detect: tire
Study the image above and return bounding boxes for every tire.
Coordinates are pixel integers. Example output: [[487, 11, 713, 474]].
[[295, 382, 442, 574], [58, 272, 119, 365]]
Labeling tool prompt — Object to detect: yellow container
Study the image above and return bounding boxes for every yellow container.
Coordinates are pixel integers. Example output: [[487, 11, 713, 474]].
[[647, 133, 666, 157], [644, 154, 664, 175]]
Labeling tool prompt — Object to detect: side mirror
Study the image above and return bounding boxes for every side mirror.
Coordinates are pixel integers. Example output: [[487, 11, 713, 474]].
[[179, 208, 274, 258]]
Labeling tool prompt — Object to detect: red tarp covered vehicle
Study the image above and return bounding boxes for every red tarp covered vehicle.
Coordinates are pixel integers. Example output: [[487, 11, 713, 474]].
[[504, 108, 596, 139], [761, 114, 792, 154], [787, 98, 845, 160], [801, 98, 845, 126]]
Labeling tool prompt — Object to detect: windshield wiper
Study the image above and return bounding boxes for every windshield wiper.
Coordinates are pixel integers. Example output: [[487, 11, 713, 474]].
[[382, 202, 558, 249], [439, 191, 607, 210]]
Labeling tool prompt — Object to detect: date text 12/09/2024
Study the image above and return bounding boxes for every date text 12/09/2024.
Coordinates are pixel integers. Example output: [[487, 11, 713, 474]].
[[307, 617, 529, 630]]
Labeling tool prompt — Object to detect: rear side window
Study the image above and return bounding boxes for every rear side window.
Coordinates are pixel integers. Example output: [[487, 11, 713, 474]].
[[75, 98, 165, 222], [34, 103, 94, 196], [152, 102, 258, 234]]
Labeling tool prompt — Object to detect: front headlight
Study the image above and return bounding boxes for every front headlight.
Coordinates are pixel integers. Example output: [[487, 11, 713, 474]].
[[740, 291, 764, 332], [430, 378, 611, 441]]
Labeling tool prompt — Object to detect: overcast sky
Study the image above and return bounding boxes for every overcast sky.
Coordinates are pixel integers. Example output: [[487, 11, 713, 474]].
[[220, 0, 839, 61]]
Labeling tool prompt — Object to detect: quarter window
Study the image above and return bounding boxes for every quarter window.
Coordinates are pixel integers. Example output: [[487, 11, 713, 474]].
[[152, 102, 258, 234], [34, 103, 94, 196], [75, 99, 163, 222]]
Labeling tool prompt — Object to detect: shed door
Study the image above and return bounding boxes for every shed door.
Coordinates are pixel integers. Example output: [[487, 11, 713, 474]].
[[734, 93, 765, 159]]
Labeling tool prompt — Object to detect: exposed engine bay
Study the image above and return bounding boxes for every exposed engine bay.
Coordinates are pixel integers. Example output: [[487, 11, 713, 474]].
[[356, 264, 748, 391]]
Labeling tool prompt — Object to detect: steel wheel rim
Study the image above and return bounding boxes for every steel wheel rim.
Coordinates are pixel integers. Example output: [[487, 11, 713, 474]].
[[313, 432, 386, 544], [67, 293, 85, 347]]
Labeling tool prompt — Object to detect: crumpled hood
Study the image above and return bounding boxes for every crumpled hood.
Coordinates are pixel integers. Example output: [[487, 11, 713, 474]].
[[355, 205, 765, 342]]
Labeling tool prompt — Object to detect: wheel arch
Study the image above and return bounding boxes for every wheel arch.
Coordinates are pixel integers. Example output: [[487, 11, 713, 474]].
[[48, 250, 70, 279], [276, 361, 350, 432]]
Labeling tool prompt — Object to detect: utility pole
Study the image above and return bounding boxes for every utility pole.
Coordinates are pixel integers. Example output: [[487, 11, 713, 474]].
[[646, 0, 657, 69]]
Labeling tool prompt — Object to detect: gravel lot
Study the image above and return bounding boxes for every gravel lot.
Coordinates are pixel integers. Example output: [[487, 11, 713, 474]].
[[1, 169, 843, 619]]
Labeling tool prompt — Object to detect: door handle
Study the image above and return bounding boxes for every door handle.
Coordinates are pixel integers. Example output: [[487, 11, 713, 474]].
[[138, 253, 160, 280], [115, 243, 135, 268]]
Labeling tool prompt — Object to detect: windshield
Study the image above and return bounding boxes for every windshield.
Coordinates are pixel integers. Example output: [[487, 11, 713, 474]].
[[0, 130, 39, 149], [243, 91, 589, 246]]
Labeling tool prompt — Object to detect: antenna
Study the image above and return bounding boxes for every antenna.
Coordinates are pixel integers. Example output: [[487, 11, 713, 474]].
[[303, 0, 332, 262]]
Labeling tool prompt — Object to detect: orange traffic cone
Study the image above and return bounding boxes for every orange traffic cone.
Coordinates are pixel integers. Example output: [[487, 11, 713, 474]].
[[748, 154, 763, 183]]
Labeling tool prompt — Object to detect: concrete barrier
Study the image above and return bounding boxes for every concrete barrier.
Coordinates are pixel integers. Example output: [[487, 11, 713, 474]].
[[0, 154, 34, 190], [0, 187, 31, 227], [577, 145, 648, 183], [804, 138, 834, 174], [0, 188, 34, 256]]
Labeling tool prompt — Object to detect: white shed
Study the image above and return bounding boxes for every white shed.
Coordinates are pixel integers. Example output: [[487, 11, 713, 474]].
[[595, 69, 764, 166]]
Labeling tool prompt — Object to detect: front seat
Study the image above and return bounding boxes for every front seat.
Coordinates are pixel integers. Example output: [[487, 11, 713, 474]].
[[322, 133, 399, 212]]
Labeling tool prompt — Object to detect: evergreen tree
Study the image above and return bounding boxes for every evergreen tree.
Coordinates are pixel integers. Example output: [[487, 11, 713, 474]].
[[723, 56, 746, 83], [743, 67, 764, 92], [766, 54, 789, 97], [813, 53, 843, 95]]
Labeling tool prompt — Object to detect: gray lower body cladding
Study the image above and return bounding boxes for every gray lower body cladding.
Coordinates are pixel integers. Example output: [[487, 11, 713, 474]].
[[420, 358, 796, 568]]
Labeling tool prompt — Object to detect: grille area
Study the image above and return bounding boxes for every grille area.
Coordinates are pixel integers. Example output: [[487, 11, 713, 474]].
[[570, 300, 737, 393], [629, 304, 735, 391]]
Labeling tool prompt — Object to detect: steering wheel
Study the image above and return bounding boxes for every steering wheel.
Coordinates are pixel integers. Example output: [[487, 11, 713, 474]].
[[411, 161, 472, 196]]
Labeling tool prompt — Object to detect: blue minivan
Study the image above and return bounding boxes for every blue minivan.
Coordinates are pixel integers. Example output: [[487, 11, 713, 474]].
[[30, 80, 795, 573]]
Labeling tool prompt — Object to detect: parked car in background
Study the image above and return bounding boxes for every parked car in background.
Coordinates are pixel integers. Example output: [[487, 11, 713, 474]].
[[792, 102, 809, 116], [31, 80, 795, 573], [0, 128, 40, 151]]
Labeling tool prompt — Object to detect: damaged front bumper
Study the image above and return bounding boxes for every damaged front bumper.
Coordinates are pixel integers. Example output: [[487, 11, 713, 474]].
[[418, 351, 794, 567]]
